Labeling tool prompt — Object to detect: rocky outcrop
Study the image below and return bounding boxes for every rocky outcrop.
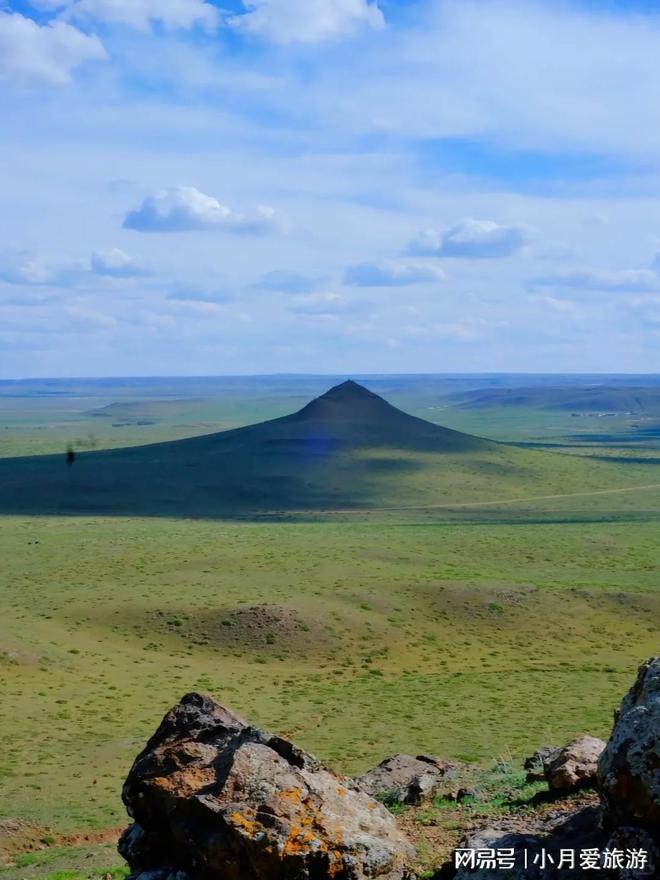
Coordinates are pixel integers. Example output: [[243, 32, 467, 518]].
[[599, 656, 660, 839], [544, 736, 606, 793], [356, 755, 458, 806], [119, 692, 414, 880]]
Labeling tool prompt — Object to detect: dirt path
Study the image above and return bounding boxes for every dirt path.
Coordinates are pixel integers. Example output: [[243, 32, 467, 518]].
[[313, 481, 660, 514]]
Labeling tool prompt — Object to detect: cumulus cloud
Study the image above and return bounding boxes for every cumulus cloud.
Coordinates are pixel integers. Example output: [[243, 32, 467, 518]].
[[529, 268, 660, 293], [0, 11, 106, 86], [228, 0, 384, 45], [123, 187, 279, 234], [90, 248, 147, 277], [0, 249, 145, 286], [343, 260, 446, 287], [409, 219, 527, 259], [30, 0, 219, 32]]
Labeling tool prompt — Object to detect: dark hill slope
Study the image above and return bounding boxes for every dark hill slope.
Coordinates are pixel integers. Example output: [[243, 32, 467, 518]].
[[0, 381, 639, 517], [221, 380, 490, 453]]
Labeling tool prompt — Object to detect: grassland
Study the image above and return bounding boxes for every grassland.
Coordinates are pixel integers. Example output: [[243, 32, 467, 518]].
[[2, 511, 659, 834], [0, 375, 659, 865], [4, 374, 660, 458]]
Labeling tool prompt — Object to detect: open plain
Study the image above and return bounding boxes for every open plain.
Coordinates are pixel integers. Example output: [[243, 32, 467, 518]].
[[1, 374, 659, 876]]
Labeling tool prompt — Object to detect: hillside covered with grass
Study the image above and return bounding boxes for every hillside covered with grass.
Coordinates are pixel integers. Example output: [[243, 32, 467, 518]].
[[0, 381, 658, 518]]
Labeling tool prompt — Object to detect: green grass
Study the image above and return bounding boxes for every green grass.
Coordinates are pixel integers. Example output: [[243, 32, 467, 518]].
[[0, 840, 125, 880], [1, 513, 658, 832], [1, 377, 659, 841], [2, 394, 659, 518]]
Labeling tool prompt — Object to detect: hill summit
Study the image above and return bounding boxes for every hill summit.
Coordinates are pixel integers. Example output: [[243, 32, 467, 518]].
[[262, 380, 489, 452]]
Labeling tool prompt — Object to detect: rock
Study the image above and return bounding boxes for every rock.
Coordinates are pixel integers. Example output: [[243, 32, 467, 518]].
[[523, 747, 560, 783], [521, 738, 605, 791], [119, 692, 414, 880], [599, 656, 660, 839], [356, 754, 458, 806], [605, 826, 659, 880], [544, 736, 606, 793], [448, 806, 605, 879], [444, 659, 660, 878]]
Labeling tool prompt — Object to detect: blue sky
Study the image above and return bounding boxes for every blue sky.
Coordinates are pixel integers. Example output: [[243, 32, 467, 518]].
[[2, 0, 660, 376]]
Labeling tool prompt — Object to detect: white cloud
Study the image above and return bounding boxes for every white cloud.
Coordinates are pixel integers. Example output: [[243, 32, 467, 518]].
[[64, 304, 117, 329], [0, 253, 84, 285], [228, 0, 384, 45], [90, 248, 146, 277], [288, 291, 357, 315], [306, 2, 660, 160], [256, 271, 324, 294], [529, 268, 660, 293], [30, 0, 219, 32], [0, 11, 106, 87], [0, 249, 145, 285], [409, 219, 527, 259], [343, 260, 446, 287], [166, 284, 232, 303], [400, 317, 489, 343], [533, 244, 579, 263], [533, 294, 577, 315], [123, 187, 279, 233]]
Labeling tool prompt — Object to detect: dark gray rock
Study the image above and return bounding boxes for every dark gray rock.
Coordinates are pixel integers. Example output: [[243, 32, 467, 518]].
[[449, 806, 606, 879], [599, 656, 660, 839], [523, 747, 560, 783], [119, 693, 414, 880], [605, 826, 659, 879]]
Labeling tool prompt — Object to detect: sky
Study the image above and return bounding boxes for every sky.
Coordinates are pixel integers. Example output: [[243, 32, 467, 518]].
[[2, 0, 660, 377]]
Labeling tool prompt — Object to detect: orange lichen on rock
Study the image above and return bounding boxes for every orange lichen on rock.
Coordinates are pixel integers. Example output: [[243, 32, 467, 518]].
[[229, 811, 259, 838], [151, 766, 216, 798], [277, 787, 305, 807]]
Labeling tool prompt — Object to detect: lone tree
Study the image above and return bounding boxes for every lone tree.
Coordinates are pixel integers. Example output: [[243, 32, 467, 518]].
[[66, 445, 76, 466]]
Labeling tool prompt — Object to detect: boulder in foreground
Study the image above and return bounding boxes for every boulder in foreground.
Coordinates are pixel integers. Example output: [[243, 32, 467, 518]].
[[119, 692, 414, 880]]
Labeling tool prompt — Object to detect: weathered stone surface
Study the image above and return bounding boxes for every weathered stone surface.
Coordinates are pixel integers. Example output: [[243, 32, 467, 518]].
[[356, 755, 458, 806], [448, 806, 605, 879], [599, 656, 660, 839], [523, 747, 560, 784], [119, 693, 414, 880], [605, 826, 659, 880], [544, 736, 606, 793]]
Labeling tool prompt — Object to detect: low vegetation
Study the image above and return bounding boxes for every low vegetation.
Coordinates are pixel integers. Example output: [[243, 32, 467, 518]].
[[1, 376, 659, 872]]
